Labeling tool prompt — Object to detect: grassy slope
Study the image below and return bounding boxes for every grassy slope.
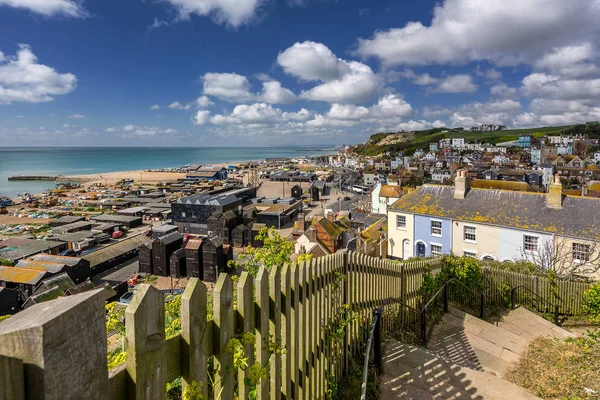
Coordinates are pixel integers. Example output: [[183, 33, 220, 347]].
[[354, 125, 575, 156], [506, 335, 600, 399]]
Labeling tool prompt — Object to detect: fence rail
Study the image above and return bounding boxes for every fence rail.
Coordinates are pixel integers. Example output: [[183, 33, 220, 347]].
[[0, 253, 593, 400], [482, 268, 592, 316]]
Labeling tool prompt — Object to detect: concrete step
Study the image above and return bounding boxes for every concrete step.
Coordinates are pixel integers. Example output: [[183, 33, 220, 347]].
[[495, 307, 576, 340], [427, 306, 530, 376], [381, 340, 542, 400]]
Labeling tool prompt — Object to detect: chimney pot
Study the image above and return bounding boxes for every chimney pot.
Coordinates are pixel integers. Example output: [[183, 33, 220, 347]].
[[547, 174, 563, 208]]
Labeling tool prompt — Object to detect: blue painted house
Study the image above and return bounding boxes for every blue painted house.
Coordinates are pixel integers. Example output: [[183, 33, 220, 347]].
[[413, 215, 452, 257]]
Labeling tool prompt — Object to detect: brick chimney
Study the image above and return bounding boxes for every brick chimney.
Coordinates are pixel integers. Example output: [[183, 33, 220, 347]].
[[547, 174, 563, 208], [307, 225, 318, 243], [326, 210, 335, 222], [297, 212, 305, 232], [454, 169, 471, 199]]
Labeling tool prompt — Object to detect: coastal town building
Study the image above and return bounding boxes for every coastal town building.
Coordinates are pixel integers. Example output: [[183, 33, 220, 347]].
[[388, 171, 600, 277]]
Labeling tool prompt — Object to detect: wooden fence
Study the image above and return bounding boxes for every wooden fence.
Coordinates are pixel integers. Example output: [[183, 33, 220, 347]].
[[482, 268, 593, 316], [0, 251, 443, 400]]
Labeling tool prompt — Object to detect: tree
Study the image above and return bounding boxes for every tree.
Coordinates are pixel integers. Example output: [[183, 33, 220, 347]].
[[228, 227, 306, 277], [520, 238, 600, 280]]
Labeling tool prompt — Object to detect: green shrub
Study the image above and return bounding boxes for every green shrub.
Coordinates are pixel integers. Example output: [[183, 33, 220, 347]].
[[585, 283, 600, 323]]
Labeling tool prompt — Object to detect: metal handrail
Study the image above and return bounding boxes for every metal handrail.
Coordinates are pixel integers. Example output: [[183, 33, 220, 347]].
[[360, 309, 382, 400]]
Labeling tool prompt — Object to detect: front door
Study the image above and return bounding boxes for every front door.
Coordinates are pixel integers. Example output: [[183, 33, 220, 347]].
[[416, 242, 426, 257], [403, 239, 411, 259]]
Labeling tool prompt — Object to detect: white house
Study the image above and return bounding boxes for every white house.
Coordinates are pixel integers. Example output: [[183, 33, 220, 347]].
[[431, 169, 452, 183], [371, 183, 403, 214], [451, 138, 465, 149]]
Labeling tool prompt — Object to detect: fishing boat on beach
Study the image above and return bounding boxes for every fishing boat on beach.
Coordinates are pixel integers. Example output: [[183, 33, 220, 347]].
[[0, 195, 13, 207]]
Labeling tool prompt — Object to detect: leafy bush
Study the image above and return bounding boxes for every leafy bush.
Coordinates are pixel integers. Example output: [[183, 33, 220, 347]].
[[585, 283, 600, 323]]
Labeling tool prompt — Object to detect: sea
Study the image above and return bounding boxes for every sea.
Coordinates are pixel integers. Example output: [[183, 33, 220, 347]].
[[0, 146, 337, 198]]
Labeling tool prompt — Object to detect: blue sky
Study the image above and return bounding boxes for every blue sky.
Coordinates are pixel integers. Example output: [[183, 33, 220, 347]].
[[0, 0, 599, 146]]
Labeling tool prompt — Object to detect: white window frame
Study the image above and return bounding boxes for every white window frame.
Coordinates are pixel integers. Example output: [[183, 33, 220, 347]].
[[523, 235, 539, 252], [431, 243, 443, 257], [463, 225, 477, 243], [464, 251, 477, 258], [431, 219, 443, 237], [572, 242, 591, 263], [396, 215, 407, 230]]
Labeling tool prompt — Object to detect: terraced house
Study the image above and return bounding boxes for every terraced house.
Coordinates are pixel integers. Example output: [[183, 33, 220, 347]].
[[388, 170, 600, 277]]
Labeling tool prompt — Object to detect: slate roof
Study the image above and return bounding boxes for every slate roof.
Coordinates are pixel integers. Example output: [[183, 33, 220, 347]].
[[15, 260, 66, 274], [35, 272, 76, 293], [159, 231, 182, 245], [31, 254, 84, 266], [0, 240, 65, 261], [390, 184, 600, 240], [82, 235, 152, 268], [0, 266, 48, 285]]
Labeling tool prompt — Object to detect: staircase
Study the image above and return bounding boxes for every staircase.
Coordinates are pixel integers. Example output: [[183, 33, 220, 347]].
[[380, 341, 542, 399], [427, 306, 529, 376], [380, 305, 574, 399]]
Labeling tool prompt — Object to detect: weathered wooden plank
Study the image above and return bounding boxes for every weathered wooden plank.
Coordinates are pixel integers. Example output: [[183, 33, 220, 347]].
[[315, 257, 323, 398], [181, 278, 209, 397], [269, 266, 282, 400], [297, 262, 306, 400], [237, 272, 255, 400], [256, 267, 270, 400], [108, 363, 127, 400], [0, 355, 24, 400], [305, 258, 314, 399], [164, 335, 182, 383], [0, 290, 108, 400], [290, 263, 301, 399], [280, 265, 292, 400], [214, 273, 235, 400], [126, 284, 166, 400]]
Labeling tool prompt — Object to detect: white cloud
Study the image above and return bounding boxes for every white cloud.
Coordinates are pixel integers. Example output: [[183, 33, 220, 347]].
[[422, 106, 453, 118], [195, 96, 214, 108], [169, 101, 192, 110], [161, 0, 266, 27], [150, 104, 160, 110], [475, 67, 502, 81], [370, 94, 413, 118], [62, 123, 70, 128], [401, 69, 439, 85], [490, 83, 518, 99], [67, 113, 84, 119], [147, 17, 169, 32], [449, 99, 521, 127], [191, 93, 416, 140], [278, 41, 380, 103], [355, 0, 600, 67], [277, 41, 350, 82], [534, 43, 598, 78], [258, 81, 296, 104], [106, 124, 187, 139], [434, 74, 478, 93], [0, 0, 88, 18], [202, 72, 295, 104], [0, 44, 77, 104], [395, 120, 446, 131], [521, 73, 600, 101]]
